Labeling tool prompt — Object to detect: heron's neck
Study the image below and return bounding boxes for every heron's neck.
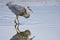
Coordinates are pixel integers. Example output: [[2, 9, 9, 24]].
[[26, 8, 30, 13], [23, 8, 30, 18]]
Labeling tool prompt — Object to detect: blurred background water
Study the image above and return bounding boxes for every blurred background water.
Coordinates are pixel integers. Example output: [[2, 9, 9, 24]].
[[0, 0, 60, 40]]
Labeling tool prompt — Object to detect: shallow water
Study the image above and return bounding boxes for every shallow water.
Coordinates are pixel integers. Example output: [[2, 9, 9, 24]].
[[0, 4, 60, 40]]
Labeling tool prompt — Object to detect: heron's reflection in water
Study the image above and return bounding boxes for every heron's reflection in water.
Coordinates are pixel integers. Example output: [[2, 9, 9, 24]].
[[10, 30, 35, 40]]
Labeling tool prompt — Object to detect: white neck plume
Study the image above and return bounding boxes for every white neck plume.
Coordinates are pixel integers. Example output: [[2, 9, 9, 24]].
[[23, 8, 30, 18]]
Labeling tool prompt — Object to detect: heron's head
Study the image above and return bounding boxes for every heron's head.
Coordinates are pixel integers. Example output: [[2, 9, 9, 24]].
[[27, 6, 33, 12]]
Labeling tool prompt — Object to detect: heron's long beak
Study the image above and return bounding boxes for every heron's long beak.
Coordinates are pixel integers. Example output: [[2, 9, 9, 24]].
[[27, 6, 33, 13], [29, 9, 33, 13]]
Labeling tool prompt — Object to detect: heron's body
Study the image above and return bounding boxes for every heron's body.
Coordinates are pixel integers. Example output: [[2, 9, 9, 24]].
[[7, 2, 30, 18]]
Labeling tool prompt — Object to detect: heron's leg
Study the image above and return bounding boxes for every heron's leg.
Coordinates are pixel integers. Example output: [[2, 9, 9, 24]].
[[16, 15, 20, 24], [14, 15, 19, 33], [16, 15, 20, 33], [14, 19, 18, 33]]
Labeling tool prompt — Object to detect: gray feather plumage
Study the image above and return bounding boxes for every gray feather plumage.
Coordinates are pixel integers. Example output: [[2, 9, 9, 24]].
[[6, 2, 26, 16]]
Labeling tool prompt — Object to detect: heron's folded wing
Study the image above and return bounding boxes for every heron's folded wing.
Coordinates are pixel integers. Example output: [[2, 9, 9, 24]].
[[12, 5, 26, 13]]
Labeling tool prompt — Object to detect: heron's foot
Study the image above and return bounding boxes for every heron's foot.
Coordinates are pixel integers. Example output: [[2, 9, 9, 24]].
[[15, 27, 20, 33], [15, 27, 20, 34], [16, 29, 20, 33]]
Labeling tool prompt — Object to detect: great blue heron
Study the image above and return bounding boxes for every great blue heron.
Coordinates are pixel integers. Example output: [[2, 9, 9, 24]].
[[6, 2, 32, 33]]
